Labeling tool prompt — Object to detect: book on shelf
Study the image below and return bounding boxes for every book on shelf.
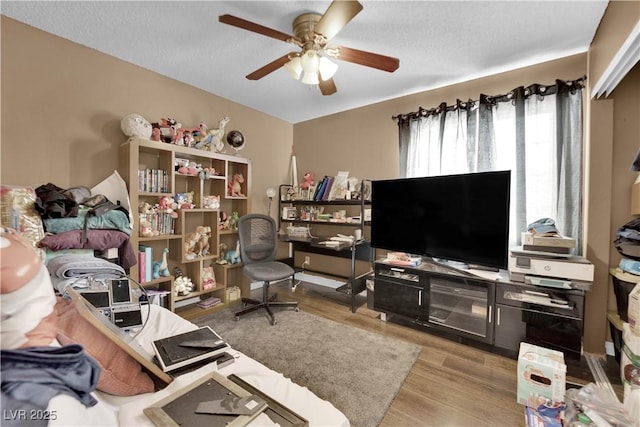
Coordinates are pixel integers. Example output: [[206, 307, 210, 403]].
[[138, 245, 153, 283], [138, 251, 146, 283], [197, 296, 222, 309], [313, 177, 327, 200], [152, 326, 230, 372], [321, 176, 334, 200]]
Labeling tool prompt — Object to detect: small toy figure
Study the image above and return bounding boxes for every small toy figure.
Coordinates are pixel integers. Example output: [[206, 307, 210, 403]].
[[203, 195, 220, 209], [228, 173, 245, 197], [195, 116, 229, 151], [201, 267, 216, 290], [300, 171, 315, 190], [197, 226, 211, 257], [120, 114, 152, 140], [174, 276, 193, 296], [151, 117, 181, 144], [152, 248, 170, 279], [225, 240, 241, 264], [184, 225, 208, 260]]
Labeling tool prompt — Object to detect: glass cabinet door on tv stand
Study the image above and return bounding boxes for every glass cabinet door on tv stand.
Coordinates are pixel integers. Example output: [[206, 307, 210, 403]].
[[373, 261, 495, 344]]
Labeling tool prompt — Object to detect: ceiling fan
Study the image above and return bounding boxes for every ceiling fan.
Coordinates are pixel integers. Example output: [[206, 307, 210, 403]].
[[219, 0, 399, 96]]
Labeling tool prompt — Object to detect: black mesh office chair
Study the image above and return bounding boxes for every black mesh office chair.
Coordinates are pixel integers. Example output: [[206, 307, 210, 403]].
[[234, 213, 298, 325]]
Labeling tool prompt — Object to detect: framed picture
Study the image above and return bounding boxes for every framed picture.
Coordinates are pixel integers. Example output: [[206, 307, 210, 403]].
[[282, 206, 297, 220], [144, 372, 267, 427], [228, 374, 309, 427]]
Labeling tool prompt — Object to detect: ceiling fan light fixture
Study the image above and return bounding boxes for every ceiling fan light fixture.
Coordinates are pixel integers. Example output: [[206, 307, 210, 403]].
[[301, 70, 320, 85], [318, 56, 338, 81], [284, 56, 302, 80], [300, 50, 319, 74]]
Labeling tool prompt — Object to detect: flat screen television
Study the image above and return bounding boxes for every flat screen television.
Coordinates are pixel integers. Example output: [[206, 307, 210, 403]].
[[371, 170, 511, 270]]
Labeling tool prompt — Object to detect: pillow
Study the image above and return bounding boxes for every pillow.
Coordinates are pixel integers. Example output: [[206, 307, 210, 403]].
[[91, 171, 133, 229], [54, 297, 155, 396]]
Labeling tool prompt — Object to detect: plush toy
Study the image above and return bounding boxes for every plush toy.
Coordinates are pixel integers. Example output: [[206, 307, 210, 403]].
[[227, 173, 245, 197], [203, 195, 220, 210], [197, 226, 211, 257], [174, 276, 193, 296], [175, 191, 195, 209], [152, 248, 170, 279], [177, 161, 199, 176], [195, 116, 230, 151], [201, 266, 216, 290], [184, 225, 208, 260], [300, 171, 315, 190], [216, 243, 228, 264], [158, 196, 178, 218], [151, 117, 182, 144], [228, 211, 239, 231], [121, 114, 152, 140], [224, 240, 241, 264]]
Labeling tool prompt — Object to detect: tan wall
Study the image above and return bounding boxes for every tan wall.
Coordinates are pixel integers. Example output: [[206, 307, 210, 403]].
[[0, 17, 293, 218]]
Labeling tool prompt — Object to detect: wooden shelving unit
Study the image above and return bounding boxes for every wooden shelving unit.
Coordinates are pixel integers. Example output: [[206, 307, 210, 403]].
[[119, 138, 251, 316]]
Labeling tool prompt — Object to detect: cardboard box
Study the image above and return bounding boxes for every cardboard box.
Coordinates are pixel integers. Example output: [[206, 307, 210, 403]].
[[225, 286, 241, 302], [517, 342, 566, 407]]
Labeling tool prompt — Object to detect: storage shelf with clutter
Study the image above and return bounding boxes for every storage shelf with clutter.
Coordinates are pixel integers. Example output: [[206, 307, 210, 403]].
[[119, 112, 251, 318]]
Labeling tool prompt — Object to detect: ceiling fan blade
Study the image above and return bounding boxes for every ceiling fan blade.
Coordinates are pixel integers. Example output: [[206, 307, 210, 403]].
[[335, 46, 399, 73], [246, 54, 292, 80], [219, 14, 294, 43], [319, 78, 337, 96], [314, 0, 363, 41]]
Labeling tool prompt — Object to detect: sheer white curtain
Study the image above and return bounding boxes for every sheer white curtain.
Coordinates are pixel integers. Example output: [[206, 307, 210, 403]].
[[397, 79, 585, 251]]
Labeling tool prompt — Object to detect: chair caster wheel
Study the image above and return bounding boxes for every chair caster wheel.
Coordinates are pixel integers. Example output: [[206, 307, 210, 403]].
[[295, 307, 300, 312], [235, 316, 240, 321], [271, 319, 277, 326]]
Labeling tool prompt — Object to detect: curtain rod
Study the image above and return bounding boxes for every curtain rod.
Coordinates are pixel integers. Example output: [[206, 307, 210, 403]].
[[392, 75, 586, 121]]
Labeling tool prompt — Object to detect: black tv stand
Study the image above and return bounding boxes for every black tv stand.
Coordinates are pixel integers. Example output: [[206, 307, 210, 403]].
[[373, 259, 585, 360]]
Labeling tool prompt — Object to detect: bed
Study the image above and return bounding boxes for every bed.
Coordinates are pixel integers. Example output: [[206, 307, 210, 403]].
[[46, 303, 350, 427]]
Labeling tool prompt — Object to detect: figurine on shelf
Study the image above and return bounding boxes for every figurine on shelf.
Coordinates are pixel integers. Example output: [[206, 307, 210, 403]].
[[184, 225, 208, 260], [227, 173, 245, 197], [174, 275, 193, 296], [216, 243, 228, 264], [158, 196, 178, 218], [224, 240, 241, 264], [197, 226, 211, 257], [120, 113, 152, 140], [203, 195, 220, 209], [195, 116, 229, 152], [151, 117, 181, 144], [152, 248, 170, 279], [175, 191, 195, 209], [228, 211, 239, 231], [300, 171, 315, 190], [201, 266, 216, 290]]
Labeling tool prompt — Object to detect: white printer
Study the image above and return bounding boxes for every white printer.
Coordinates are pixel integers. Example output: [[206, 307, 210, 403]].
[[508, 247, 594, 290]]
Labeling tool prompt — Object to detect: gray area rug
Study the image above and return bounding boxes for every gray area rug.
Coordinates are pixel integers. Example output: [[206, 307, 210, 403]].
[[195, 306, 421, 427]]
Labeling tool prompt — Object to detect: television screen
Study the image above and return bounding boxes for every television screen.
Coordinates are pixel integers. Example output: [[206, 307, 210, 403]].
[[371, 171, 511, 270]]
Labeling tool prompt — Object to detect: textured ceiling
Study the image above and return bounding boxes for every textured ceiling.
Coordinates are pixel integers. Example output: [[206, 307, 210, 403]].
[[1, 1, 608, 123]]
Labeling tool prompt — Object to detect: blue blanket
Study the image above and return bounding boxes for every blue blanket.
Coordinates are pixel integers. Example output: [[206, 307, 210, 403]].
[[43, 208, 131, 235]]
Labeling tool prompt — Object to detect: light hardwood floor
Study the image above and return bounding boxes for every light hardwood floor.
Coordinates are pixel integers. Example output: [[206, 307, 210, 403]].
[[236, 280, 622, 427]]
